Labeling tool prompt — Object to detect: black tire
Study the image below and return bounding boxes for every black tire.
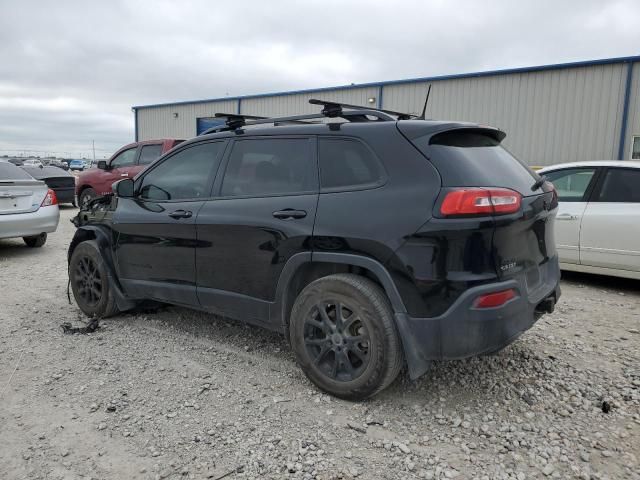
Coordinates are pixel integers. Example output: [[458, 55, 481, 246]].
[[69, 240, 119, 318], [23, 233, 47, 248], [290, 274, 403, 400], [79, 188, 97, 209]]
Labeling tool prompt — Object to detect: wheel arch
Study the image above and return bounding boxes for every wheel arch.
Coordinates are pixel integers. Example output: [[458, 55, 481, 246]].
[[68, 226, 137, 311], [273, 252, 407, 338]]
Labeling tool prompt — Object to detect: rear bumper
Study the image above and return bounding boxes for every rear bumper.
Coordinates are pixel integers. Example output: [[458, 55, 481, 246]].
[[54, 187, 76, 204], [0, 205, 60, 239], [395, 257, 561, 379]]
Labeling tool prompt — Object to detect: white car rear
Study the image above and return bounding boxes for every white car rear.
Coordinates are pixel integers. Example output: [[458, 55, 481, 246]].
[[539, 161, 640, 280], [0, 162, 60, 247]]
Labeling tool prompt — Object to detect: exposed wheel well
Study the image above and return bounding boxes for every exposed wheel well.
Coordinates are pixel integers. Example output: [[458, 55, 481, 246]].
[[68, 229, 96, 261], [281, 261, 391, 340]]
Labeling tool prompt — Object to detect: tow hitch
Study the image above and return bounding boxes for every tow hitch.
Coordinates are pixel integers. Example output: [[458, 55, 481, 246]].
[[535, 295, 556, 315]]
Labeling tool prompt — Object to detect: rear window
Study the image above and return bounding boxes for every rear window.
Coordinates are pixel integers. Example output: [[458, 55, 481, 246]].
[[411, 129, 538, 195], [139, 144, 164, 165], [0, 162, 33, 180]]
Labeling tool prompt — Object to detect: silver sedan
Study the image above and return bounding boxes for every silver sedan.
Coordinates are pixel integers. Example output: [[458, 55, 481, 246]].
[[0, 161, 60, 247]]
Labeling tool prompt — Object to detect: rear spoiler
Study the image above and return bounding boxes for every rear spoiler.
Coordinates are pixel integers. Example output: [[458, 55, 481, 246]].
[[397, 121, 506, 144]]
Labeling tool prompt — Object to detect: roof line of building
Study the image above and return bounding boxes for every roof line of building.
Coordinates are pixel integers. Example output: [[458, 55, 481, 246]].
[[131, 54, 640, 111]]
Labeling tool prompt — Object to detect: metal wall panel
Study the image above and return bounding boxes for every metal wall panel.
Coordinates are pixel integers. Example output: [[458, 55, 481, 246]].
[[137, 100, 237, 140], [622, 62, 640, 159], [382, 63, 626, 166], [136, 63, 633, 166], [239, 87, 379, 117]]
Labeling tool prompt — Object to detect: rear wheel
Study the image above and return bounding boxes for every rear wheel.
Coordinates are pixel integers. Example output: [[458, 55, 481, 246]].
[[290, 274, 403, 400], [79, 188, 97, 209], [23, 233, 47, 248], [69, 241, 119, 318]]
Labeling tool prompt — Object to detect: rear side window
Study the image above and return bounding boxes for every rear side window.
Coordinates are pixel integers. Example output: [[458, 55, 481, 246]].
[[139, 142, 224, 201], [318, 138, 385, 190], [138, 144, 163, 165], [545, 168, 596, 202], [596, 168, 640, 202], [221, 138, 315, 197]]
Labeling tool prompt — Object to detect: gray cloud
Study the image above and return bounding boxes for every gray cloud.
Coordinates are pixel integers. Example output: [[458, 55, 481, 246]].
[[1, 0, 639, 157]]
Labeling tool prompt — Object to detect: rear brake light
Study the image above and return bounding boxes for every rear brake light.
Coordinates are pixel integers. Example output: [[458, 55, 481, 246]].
[[473, 289, 517, 308], [41, 189, 58, 207], [440, 188, 521, 216]]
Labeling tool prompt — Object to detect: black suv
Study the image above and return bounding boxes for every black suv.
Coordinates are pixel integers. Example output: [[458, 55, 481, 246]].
[[69, 100, 560, 400]]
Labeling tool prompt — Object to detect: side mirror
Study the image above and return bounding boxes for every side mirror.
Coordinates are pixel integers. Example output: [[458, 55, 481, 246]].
[[113, 178, 134, 198], [97, 160, 108, 170]]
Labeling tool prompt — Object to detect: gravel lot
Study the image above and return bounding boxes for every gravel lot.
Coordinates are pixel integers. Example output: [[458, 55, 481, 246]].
[[1, 207, 639, 480]]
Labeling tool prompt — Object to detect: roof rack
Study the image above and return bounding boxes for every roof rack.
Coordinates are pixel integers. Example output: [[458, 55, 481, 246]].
[[199, 99, 403, 135], [308, 98, 417, 120]]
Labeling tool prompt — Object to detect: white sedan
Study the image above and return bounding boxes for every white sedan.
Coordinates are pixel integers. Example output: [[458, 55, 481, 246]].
[[0, 161, 60, 247], [539, 161, 640, 280]]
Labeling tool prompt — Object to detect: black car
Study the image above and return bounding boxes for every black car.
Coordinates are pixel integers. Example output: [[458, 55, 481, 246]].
[[21, 165, 76, 206], [68, 100, 560, 399]]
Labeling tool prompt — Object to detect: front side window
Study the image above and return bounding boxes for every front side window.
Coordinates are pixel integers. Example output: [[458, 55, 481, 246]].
[[545, 168, 596, 202], [139, 142, 224, 201], [138, 144, 163, 165], [596, 168, 640, 203], [221, 138, 315, 197], [110, 148, 137, 168], [318, 138, 385, 190]]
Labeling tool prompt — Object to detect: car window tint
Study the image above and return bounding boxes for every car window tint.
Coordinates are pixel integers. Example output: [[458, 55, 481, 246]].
[[139, 142, 223, 201], [138, 144, 163, 165], [221, 139, 314, 197], [111, 148, 138, 168], [545, 168, 596, 201], [597, 168, 640, 202], [318, 138, 384, 189]]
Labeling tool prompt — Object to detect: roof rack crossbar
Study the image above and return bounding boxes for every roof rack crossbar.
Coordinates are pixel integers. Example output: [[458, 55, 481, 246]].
[[309, 98, 416, 120], [199, 107, 396, 136]]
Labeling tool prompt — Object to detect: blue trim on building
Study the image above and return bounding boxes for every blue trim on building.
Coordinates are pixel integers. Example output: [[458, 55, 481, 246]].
[[618, 62, 635, 160], [237, 97, 242, 115], [132, 55, 640, 111], [377, 85, 383, 109]]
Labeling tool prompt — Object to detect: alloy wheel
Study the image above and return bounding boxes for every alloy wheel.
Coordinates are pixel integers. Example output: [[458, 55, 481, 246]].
[[303, 301, 371, 382], [74, 256, 102, 306]]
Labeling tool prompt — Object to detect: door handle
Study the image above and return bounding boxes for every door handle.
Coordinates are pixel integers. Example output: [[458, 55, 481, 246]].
[[556, 213, 578, 221], [168, 209, 192, 219], [272, 209, 307, 220]]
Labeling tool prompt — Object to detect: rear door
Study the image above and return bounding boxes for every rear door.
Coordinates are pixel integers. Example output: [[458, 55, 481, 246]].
[[405, 127, 557, 293], [543, 167, 599, 264], [113, 141, 226, 305], [195, 136, 318, 325], [580, 167, 640, 272]]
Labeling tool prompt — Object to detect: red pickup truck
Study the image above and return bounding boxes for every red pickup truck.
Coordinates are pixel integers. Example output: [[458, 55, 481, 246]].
[[75, 139, 183, 207]]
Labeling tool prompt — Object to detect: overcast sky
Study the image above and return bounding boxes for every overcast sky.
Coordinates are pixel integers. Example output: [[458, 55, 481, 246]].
[[1, 0, 639, 158]]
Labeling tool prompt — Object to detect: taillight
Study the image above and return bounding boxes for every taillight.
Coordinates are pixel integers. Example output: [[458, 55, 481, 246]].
[[473, 288, 517, 308], [41, 189, 58, 207], [440, 188, 521, 217]]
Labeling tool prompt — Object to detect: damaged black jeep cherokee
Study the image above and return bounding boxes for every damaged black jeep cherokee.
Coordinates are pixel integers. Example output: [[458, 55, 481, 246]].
[[69, 100, 560, 400]]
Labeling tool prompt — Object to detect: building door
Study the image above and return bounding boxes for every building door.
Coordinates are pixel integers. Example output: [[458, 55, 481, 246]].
[[197, 117, 226, 135]]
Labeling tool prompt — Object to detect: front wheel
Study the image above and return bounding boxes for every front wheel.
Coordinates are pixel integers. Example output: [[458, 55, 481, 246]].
[[23, 233, 47, 248], [290, 274, 403, 400], [79, 188, 97, 209], [69, 240, 119, 318]]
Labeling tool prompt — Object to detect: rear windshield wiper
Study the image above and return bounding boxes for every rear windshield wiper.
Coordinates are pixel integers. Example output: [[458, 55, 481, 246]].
[[531, 175, 547, 192]]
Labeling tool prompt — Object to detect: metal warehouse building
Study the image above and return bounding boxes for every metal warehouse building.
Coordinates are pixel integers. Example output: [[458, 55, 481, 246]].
[[133, 55, 640, 166]]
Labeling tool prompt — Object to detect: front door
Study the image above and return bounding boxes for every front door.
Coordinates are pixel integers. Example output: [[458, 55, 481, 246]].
[[580, 167, 640, 271], [95, 147, 139, 196], [113, 140, 227, 305], [544, 167, 598, 264], [196, 137, 318, 325]]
